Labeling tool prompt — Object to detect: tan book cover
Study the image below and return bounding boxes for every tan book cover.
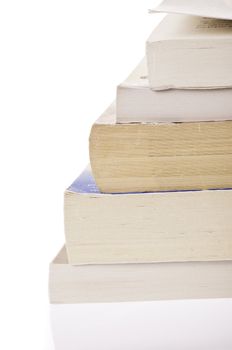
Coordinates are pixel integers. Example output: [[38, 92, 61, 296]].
[[90, 105, 232, 193]]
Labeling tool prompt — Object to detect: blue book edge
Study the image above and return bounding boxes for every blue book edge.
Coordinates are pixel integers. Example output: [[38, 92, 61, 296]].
[[67, 165, 232, 195], [68, 166, 100, 194]]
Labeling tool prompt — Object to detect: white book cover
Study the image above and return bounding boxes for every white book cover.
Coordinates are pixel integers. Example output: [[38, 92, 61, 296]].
[[151, 0, 232, 21], [116, 59, 232, 123]]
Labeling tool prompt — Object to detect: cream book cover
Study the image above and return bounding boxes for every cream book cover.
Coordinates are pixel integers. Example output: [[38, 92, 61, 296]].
[[50, 246, 232, 303], [64, 167, 232, 265], [146, 15, 232, 90]]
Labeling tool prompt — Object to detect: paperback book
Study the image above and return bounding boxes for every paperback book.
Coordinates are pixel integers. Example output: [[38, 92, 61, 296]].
[[90, 105, 232, 193], [146, 15, 232, 90], [116, 59, 232, 123], [150, 0, 232, 21], [50, 246, 232, 303], [64, 166, 232, 265]]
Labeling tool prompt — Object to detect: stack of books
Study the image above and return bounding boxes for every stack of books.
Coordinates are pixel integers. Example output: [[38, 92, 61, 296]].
[[49, 13, 232, 350]]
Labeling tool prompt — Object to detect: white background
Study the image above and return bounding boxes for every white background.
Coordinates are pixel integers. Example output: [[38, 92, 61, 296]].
[[0, 1, 163, 349]]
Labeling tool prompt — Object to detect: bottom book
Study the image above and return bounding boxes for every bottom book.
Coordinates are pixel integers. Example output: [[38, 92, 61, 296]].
[[50, 299, 232, 350], [49, 247, 232, 304]]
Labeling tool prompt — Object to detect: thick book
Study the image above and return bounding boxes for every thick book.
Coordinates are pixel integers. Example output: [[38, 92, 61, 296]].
[[150, 0, 232, 21], [51, 299, 232, 350], [50, 247, 232, 303], [64, 167, 232, 265], [89, 105, 232, 193], [116, 59, 232, 123], [146, 15, 232, 90]]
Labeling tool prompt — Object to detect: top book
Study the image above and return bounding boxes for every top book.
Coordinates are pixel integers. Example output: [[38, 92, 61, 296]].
[[146, 15, 232, 90], [150, 0, 232, 21]]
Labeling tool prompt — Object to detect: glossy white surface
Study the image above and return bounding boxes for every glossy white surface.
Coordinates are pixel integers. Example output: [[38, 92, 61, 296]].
[[51, 299, 232, 350]]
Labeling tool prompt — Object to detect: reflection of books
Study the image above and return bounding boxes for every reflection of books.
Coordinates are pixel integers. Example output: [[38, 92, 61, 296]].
[[150, 0, 232, 21], [49, 246, 232, 303], [51, 300, 232, 350], [116, 59, 232, 123], [90, 105, 232, 193], [64, 167, 232, 265], [146, 15, 232, 90]]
